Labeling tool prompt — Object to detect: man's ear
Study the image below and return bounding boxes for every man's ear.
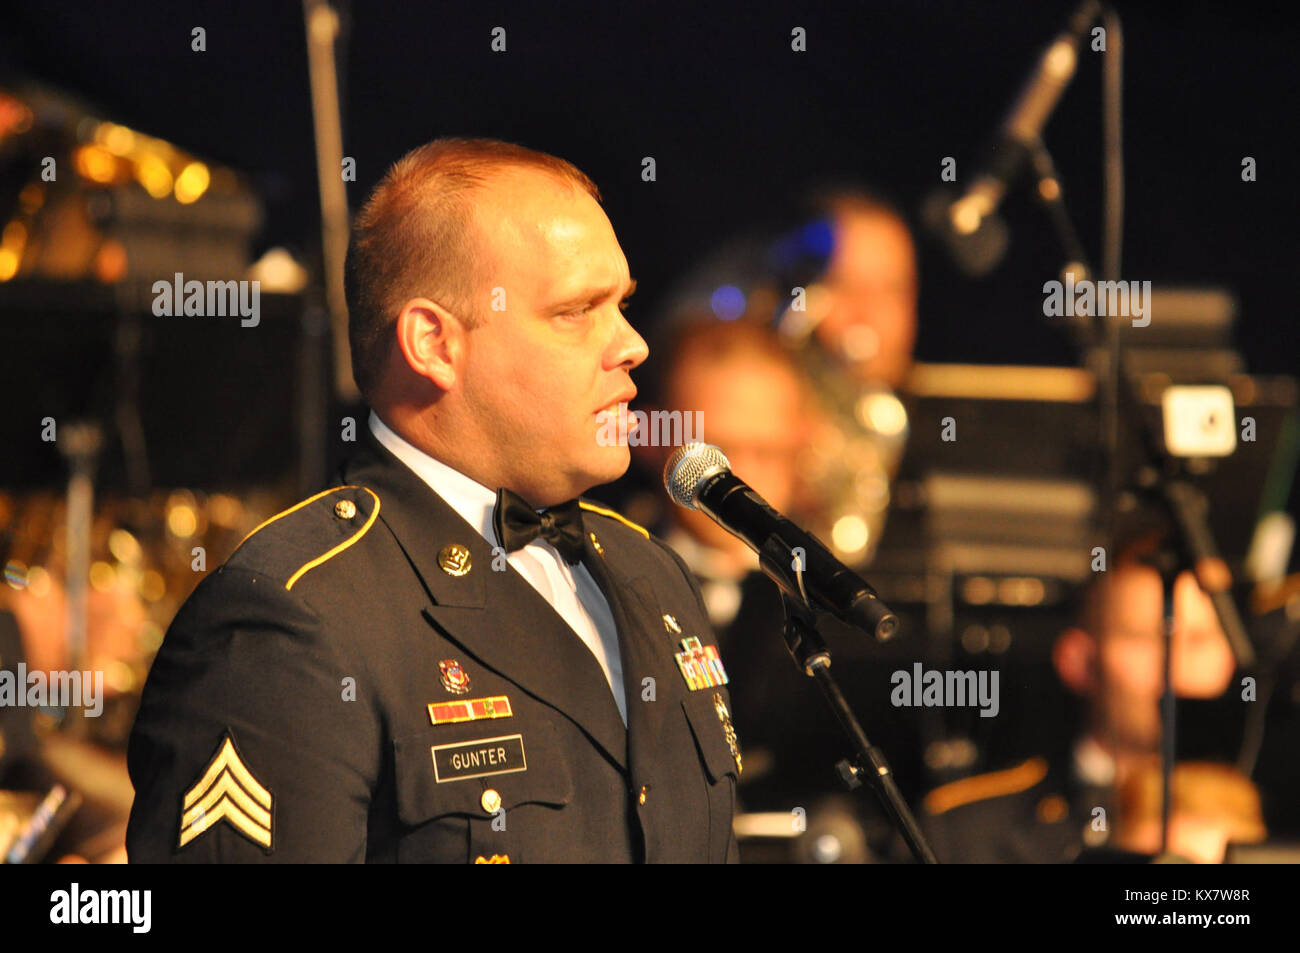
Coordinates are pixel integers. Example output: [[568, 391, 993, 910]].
[[1054, 626, 1098, 696], [395, 297, 463, 391]]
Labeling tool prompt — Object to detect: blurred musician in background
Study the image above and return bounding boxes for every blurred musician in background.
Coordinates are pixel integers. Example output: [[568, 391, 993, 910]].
[[922, 543, 1241, 863], [608, 189, 926, 859], [1, 509, 156, 863], [0, 489, 268, 862], [649, 320, 814, 627], [794, 189, 918, 391], [772, 189, 918, 570]]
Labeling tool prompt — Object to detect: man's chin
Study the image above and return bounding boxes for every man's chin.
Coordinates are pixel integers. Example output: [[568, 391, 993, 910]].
[[580, 446, 632, 492]]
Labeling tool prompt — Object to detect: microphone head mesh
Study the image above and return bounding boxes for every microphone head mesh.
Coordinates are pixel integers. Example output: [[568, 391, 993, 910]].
[[664, 442, 731, 509]]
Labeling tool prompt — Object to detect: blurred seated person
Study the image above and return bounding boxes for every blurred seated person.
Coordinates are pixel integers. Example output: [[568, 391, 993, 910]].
[[629, 320, 826, 798], [923, 545, 1238, 863]]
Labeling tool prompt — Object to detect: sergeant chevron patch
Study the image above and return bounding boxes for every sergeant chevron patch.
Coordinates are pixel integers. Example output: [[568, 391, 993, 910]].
[[178, 732, 274, 850]]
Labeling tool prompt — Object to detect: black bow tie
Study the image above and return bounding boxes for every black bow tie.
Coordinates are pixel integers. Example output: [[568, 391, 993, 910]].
[[492, 488, 586, 565]]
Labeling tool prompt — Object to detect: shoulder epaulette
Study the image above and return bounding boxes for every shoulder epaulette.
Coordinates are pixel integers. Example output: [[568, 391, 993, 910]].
[[231, 485, 381, 590], [923, 757, 1049, 816], [579, 501, 650, 538]]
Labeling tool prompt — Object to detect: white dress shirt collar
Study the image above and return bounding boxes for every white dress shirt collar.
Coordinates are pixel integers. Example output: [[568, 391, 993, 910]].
[[369, 410, 500, 544]]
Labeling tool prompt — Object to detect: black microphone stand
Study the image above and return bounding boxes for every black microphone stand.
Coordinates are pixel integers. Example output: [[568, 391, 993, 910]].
[[771, 546, 938, 863]]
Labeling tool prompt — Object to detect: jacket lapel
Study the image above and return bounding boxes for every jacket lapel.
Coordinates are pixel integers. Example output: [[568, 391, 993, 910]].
[[581, 527, 689, 861], [341, 429, 628, 770]]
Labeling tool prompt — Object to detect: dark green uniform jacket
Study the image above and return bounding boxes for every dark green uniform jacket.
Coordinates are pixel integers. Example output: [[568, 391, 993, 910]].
[[126, 428, 740, 863]]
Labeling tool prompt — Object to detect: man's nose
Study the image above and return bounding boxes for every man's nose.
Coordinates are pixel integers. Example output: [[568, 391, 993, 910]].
[[608, 310, 649, 370]]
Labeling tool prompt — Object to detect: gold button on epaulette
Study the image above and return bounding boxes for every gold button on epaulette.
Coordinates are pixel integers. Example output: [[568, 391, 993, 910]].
[[235, 485, 381, 592], [481, 788, 502, 813]]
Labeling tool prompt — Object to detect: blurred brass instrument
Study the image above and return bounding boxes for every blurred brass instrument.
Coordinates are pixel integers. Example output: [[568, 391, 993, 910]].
[[776, 288, 910, 570], [0, 488, 283, 743]]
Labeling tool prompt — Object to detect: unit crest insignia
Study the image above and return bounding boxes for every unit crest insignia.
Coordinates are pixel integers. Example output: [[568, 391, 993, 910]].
[[439, 659, 472, 695]]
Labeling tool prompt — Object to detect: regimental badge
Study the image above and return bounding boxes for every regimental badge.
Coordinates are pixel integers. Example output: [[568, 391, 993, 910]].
[[673, 636, 729, 691], [438, 543, 473, 577], [439, 659, 472, 695], [428, 695, 513, 726], [178, 733, 273, 850], [713, 692, 743, 776], [475, 854, 511, 863]]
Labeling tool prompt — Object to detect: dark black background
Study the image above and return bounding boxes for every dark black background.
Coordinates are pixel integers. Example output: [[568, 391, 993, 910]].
[[4, 0, 1297, 374]]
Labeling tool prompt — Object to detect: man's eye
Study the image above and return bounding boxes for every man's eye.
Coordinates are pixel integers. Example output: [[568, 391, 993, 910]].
[[561, 307, 591, 320]]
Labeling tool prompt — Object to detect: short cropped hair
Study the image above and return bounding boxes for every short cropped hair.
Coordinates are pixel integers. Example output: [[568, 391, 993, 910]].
[[344, 137, 601, 399]]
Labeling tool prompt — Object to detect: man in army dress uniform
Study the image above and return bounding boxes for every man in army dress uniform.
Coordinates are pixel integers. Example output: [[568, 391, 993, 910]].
[[125, 138, 741, 863]]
